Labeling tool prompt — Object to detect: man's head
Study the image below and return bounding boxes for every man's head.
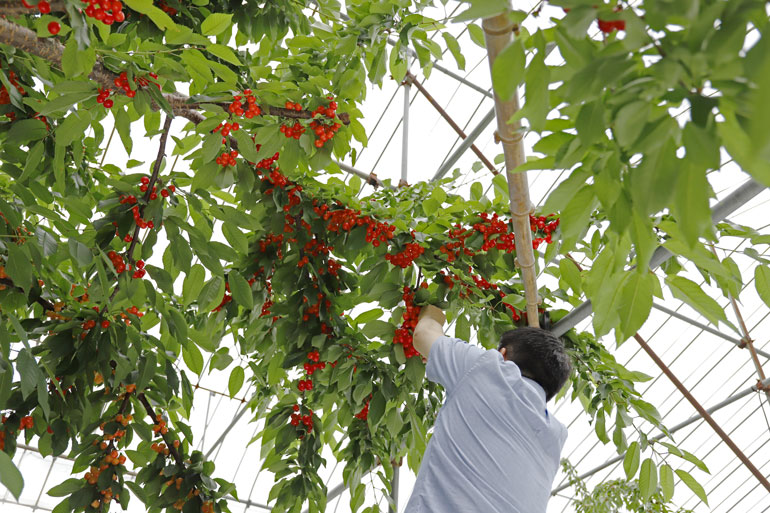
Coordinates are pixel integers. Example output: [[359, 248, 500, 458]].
[[497, 327, 571, 401]]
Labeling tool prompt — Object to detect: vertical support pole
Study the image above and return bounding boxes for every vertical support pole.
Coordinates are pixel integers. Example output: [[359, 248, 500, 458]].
[[401, 76, 410, 186], [390, 465, 400, 513], [482, 12, 539, 327]]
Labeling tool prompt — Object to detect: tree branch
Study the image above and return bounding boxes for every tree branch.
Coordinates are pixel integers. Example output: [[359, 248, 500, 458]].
[[124, 114, 173, 266], [137, 392, 184, 466], [0, 276, 55, 311], [0, 18, 350, 124]]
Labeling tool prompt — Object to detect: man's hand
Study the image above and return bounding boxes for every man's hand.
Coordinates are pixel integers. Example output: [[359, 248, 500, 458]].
[[418, 305, 446, 325], [413, 305, 446, 359]]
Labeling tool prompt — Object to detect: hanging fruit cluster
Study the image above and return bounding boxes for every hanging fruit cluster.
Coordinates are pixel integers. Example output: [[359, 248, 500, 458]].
[[81, 0, 126, 25], [392, 287, 422, 358]]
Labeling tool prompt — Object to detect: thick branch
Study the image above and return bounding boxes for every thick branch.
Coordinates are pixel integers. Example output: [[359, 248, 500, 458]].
[[0, 18, 349, 124], [124, 114, 173, 266], [0, 276, 55, 311], [137, 392, 185, 466]]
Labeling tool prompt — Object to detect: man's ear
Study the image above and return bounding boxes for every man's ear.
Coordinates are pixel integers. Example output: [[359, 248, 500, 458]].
[[499, 347, 507, 360]]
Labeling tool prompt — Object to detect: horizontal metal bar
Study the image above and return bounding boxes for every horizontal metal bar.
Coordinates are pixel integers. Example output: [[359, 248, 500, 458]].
[[551, 375, 770, 494], [432, 107, 497, 181], [650, 302, 770, 359]]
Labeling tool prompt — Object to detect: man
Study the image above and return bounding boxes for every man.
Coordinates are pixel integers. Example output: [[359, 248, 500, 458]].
[[404, 305, 571, 513]]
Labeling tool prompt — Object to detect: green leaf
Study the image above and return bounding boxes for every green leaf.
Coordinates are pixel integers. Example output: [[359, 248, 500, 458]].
[[522, 42, 550, 133], [6, 118, 48, 145], [405, 356, 425, 385], [228, 270, 254, 309], [558, 258, 582, 294], [639, 458, 657, 500], [233, 129, 259, 162], [441, 33, 465, 70], [665, 275, 727, 327], [201, 13, 234, 36], [671, 162, 713, 247], [182, 264, 206, 307], [470, 181, 483, 201], [123, 0, 177, 31], [613, 101, 649, 148], [6, 243, 33, 291], [754, 266, 770, 310], [0, 450, 23, 500], [114, 107, 133, 155], [228, 366, 245, 398], [623, 441, 640, 479], [660, 464, 675, 501], [367, 391, 386, 428], [560, 185, 598, 251], [198, 275, 225, 312], [675, 469, 708, 505], [467, 23, 486, 48], [681, 450, 710, 474], [491, 38, 525, 101], [48, 478, 85, 497], [683, 122, 720, 171], [453, 0, 509, 23], [207, 43, 241, 65], [575, 101, 605, 147], [354, 308, 383, 325], [17, 348, 43, 399], [617, 272, 654, 340], [182, 343, 203, 375], [455, 313, 470, 341]]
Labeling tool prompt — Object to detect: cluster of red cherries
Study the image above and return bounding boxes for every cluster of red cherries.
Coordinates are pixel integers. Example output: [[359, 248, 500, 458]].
[[289, 404, 314, 438], [117, 176, 175, 241], [392, 286, 422, 359], [385, 242, 425, 269], [17, 1, 62, 34], [564, 6, 626, 33], [0, 69, 25, 104], [97, 72, 160, 109], [354, 397, 370, 421], [216, 150, 239, 168], [278, 98, 341, 147], [230, 91, 261, 117], [81, 0, 126, 25]]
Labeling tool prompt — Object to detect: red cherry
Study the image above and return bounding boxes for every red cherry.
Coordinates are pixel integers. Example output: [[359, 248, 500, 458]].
[[101, 320, 110, 329], [103, 99, 114, 108], [37, 0, 50, 13], [47, 21, 60, 35]]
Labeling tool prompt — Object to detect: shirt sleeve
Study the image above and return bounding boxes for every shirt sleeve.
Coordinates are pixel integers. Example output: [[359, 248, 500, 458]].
[[426, 336, 486, 393]]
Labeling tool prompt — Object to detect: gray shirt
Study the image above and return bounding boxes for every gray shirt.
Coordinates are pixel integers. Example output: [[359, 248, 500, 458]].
[[404, 336, 567, 513]]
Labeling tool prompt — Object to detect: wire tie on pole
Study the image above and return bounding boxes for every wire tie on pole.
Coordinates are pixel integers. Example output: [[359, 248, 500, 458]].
[[740, 337, 749, 349], [482, 22, 516, 36], [398, 179, 409, 187], [367, 172, 379, 187], [495, 130, 524, 144]]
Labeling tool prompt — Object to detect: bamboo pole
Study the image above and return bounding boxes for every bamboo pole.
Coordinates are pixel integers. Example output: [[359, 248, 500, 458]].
[[482, 13, 539, 327]]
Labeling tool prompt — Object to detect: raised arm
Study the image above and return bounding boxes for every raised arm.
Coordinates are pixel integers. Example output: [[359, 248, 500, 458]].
[[413, 305, 446, 359]]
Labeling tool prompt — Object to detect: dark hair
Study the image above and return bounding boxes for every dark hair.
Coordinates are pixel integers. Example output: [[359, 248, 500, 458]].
[[498, 327, 571, 401]]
